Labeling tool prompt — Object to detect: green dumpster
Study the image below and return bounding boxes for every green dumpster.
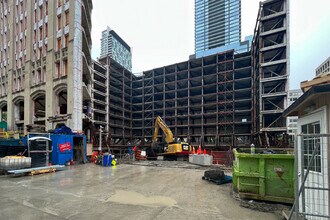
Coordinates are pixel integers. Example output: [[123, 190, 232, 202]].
[[233, 148, 294, 204]]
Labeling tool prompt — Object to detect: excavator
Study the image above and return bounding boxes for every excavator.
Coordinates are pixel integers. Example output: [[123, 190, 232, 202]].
[[149, 116, 192, 160]]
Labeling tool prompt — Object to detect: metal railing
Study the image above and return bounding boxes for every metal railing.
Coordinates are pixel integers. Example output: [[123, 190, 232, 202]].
[[290, 134, 330, 220]]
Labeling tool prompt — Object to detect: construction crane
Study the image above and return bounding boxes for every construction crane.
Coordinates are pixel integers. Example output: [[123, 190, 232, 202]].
[[151, 116, 191, 160]]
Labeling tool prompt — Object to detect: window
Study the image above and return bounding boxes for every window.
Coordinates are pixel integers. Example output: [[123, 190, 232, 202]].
[[39, 27, 43, 40], [45, 2, 48, 15], [43, 67, 46, 82], [37, 70, 41, 84], [57, 38, 61, 50], [56, 62, 61, 78], [31, 71, 35, 86], [39, 5, 44, 19], [57, 16, 62, 30], [64, 35, 69, 47], [22, 75, 25, 89], [63, 60, 68, 76], [65, 11, 69, 26], [45, 24, 48, 37], [302, 122, 321, 172]]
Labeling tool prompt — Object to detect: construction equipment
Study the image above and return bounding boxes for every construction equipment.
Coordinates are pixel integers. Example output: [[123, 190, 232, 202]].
[[151, 116, 191, 160]]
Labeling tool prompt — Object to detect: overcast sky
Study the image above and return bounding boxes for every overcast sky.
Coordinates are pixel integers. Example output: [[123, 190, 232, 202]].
[[91, 0, 330, 90]]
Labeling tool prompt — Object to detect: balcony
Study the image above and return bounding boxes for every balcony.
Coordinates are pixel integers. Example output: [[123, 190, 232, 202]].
[[33, 43, 37, 50], [20, 13, 23, 21], [19, 51, 23, 58], [34, 23, 37, 30], [38, 40, 43, 48], [44, 15, 48, 23], [19, 32, 23, 40], [44, 37, 48, 45]]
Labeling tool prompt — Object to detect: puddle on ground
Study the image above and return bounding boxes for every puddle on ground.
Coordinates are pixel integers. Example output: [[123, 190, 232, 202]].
[[107, 190, 177, 207]]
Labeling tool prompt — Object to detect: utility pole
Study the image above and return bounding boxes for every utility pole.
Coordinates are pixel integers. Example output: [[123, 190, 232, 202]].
[[98, 125, 103, 152]]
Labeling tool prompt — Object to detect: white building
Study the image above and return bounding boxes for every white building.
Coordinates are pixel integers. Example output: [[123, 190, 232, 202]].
[[287, 89, 303, 135], [316, 56, 330, 76], [284, 84, 330, 219]]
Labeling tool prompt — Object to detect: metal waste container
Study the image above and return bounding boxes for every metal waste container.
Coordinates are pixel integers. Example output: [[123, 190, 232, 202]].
[[233, 148, 294, 204]]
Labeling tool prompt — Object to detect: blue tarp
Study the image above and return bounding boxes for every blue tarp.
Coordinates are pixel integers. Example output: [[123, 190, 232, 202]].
[[53, 126, 74, 135]]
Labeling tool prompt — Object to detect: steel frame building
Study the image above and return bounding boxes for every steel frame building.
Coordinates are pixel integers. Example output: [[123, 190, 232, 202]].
[[91, 0, 289, 150], [131, 51, 252, 149], [252, 0, 289, 146]]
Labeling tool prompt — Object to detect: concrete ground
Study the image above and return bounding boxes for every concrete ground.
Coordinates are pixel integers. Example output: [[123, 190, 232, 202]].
[[0, 163, 279, 220]]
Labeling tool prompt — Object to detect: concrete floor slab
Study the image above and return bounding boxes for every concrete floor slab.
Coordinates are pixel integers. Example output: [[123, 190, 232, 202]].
[[0, 164, 278, 220]]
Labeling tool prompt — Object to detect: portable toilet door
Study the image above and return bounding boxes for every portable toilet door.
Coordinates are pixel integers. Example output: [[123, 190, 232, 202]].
[[73, 135, 86, 164], [54, 134, 73, 165]]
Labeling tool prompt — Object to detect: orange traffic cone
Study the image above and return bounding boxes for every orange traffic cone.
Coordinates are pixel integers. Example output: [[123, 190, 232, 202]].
[[203, 149, 206, 155], [192, 147, 195, 154], [198, 145, 202, 154]]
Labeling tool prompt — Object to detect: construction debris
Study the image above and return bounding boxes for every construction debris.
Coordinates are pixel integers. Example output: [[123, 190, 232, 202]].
[[202, 169, 232, 185]]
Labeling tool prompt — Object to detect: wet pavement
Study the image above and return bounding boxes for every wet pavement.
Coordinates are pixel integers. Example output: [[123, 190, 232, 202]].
[[0, 163, 278, 220]]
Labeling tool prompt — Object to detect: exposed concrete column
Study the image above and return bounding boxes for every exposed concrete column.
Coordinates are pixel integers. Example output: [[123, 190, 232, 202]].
[[6, 71, 14, 130]]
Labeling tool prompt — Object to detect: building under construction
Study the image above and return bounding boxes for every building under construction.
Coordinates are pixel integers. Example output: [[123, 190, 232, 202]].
[[91, 0, 289, 150]]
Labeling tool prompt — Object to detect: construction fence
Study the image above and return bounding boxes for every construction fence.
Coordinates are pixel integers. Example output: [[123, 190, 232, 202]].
[[290, 134, 330, 220]]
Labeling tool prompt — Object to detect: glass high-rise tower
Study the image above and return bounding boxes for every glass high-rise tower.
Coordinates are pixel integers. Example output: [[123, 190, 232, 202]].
[[195, 0, 250, 58], [100, 27, 132, 71]]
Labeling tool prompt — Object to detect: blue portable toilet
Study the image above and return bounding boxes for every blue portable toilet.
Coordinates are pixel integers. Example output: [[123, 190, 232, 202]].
[[50, 134, 87, 165]]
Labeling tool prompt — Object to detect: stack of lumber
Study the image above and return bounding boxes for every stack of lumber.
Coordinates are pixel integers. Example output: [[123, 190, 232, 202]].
[[301, 72, 330, 92]]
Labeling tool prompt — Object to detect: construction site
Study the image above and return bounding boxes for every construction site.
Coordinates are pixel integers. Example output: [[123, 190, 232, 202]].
[[2, 0, 321, 219]]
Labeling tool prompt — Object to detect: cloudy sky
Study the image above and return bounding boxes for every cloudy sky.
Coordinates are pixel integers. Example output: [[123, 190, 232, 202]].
[[91, 0, 330, 90]]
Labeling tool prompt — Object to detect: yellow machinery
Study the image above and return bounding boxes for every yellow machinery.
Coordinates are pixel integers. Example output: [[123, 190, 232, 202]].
[[151, 116, 191, 159]]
